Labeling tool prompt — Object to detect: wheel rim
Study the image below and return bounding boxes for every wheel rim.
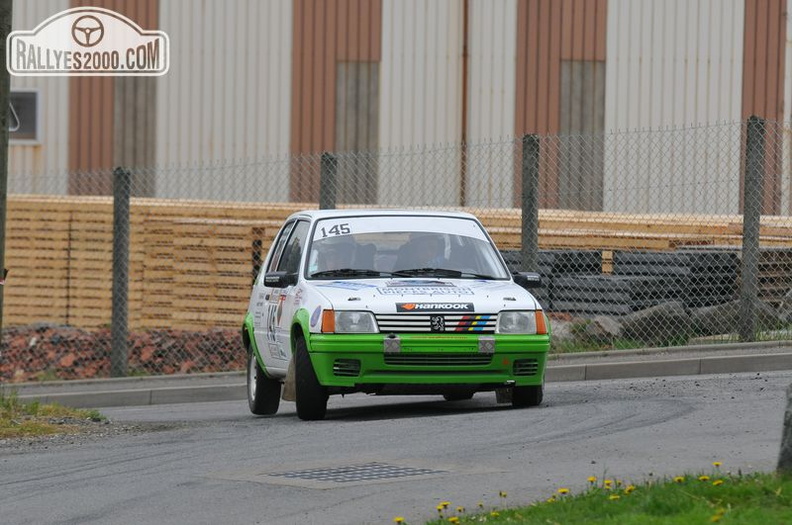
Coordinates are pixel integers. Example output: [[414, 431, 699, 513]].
[[248, 353, 257, 401]]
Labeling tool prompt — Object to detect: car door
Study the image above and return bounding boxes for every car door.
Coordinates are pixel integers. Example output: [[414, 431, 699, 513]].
[[271, 220, 309, 361], [252, 220, 295, 373]]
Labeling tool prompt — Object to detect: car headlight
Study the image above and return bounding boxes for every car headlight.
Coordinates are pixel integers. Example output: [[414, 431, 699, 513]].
[[323, 310, 378, 333], [496, 310, 547, 334]]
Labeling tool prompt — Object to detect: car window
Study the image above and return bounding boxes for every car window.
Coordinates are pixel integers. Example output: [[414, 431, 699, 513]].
[[276, 220, 309, 274], [265, 221, 296, 274], [305, 216, 510, 279]]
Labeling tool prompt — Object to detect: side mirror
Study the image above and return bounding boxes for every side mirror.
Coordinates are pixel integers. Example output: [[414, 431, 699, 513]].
[[263, 271, 298, 288], [513, 271, 541, 289]]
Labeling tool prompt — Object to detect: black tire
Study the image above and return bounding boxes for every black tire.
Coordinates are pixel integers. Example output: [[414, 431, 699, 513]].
[[512, 384, 543, 408], [443, 392, 475, 402], [295, 336, 328, 421], [247, 351, 281, 415]]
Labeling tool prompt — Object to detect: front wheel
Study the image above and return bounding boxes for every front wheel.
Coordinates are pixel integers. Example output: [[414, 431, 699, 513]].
[[295, 336, 328, 421], [247, 351, 281, 415], [512, 384, 543, 408]]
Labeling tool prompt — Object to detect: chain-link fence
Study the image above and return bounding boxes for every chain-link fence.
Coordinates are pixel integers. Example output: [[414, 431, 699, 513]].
[[3, 118, 792, 382]]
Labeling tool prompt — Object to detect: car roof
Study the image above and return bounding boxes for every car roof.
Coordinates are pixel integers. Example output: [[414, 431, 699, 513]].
[[284, 209, 482, 222]]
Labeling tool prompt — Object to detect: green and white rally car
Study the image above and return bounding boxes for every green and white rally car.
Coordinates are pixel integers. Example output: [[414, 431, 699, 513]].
[[242, 210, 550, 420]]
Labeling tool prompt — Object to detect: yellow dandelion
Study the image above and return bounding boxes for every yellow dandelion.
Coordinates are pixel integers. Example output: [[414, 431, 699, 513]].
[[616, 480, 623, 487], [393, 518, 405, 524], [713, 461, 722, 468], [587, 476, 597, 484], [699, 475, 710, 482], [448, 518, 460, 524], [499, 491, 507, 498], [436, 505, 444, 514], [674, 476, 685, 483], [604, 479, 613, 487], [456, 506, 465, 514], [440, 501, 451, 509], [557, 488, 570, 495], [624, 485, 636, 494], [490, 511, 500, 517], [711, 515, 722, 523], [546, 496, 557, 503], [713, 479, 724, 486], [608, 494, 620, 501]]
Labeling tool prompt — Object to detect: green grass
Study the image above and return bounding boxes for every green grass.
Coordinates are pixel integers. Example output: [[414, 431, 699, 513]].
[[0, 388, 105, 439], [414, 471, 792, 525]]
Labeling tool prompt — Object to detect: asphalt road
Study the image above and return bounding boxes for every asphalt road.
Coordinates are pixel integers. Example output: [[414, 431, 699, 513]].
[[2, 370, 789, 525]]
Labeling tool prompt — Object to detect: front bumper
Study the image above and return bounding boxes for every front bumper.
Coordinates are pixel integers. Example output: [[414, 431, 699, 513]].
[[307, 333, 549, 388]]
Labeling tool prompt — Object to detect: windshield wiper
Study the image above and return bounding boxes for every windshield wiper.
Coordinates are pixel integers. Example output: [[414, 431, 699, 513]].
[[393, 268, 462, 277], [310, 268, 395, 278], [393, 268, 500, 279]]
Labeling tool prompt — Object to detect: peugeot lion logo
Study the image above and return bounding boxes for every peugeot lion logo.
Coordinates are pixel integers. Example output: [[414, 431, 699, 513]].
[[430, 315, 445, 332]]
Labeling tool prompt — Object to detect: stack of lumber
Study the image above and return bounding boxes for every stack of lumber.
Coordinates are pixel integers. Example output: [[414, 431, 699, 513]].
[[5, 195, 792, 330]]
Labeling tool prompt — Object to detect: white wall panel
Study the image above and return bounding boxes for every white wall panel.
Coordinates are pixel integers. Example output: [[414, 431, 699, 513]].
[[156, 0, 292, 202], [9, 0, 70, 194], [465, 0, 517, 208], [378, 0, 463, 206], [604, 0, 744, 214]]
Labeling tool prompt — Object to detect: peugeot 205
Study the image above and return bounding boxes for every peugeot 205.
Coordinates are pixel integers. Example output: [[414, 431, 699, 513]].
[[242, 210, 550, 420]]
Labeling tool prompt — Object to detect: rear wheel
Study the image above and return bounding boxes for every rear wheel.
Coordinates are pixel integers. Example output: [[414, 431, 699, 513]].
[[295, 336, 328, 421], [512, 384, 543, 408], [247, 351, 281, 415]]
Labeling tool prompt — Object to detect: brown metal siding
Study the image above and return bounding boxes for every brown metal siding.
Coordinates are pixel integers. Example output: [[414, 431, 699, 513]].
[[68, 0, 159, 194], [515, 0, 606, 207], [742, 0, 786, 214], [290, 0, 383, 201]]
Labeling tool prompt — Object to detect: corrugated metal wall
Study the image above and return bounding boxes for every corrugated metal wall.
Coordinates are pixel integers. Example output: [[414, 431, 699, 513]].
[[378, 0, 463, 206], [289, 0, 383, 202], [155, 0, 293, 201], [9, 0, 70, 193], [604, 0, 745, 214], [742, 0, 787, 214], [464, 0, 517, 208]]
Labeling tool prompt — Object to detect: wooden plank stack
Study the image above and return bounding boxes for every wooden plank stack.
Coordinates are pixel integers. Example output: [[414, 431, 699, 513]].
[[5, 195, 792, 330]]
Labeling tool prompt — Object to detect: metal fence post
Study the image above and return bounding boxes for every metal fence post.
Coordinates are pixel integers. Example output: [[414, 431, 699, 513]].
[[319, 153, 337, 210], [740, 116, 764, 342], [111, 167, 131, 377], [521, 134, 540, 272]]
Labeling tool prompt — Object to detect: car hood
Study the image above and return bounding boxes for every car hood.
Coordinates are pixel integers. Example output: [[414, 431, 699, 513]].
[[309, 278, 541, 313]]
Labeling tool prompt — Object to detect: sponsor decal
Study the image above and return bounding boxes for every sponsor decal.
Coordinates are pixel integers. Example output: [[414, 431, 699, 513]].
[[310, 306, 322, 328], [396, 302, 474, 312], [8, 7, 169, 76], [317, 281, 378, 290], [455, 315, 493, 332], [378, 287, 474, 296]]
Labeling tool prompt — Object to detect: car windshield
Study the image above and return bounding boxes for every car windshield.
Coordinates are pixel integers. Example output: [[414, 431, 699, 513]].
[[306, 215, 510, 280]]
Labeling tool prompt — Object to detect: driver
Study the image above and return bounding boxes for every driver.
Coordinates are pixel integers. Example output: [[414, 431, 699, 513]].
[[315, 236, 355, 272], [408, 233, 446, 268]]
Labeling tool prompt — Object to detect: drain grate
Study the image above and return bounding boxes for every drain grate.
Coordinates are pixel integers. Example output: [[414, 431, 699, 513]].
[[269, 462, 445, 483]]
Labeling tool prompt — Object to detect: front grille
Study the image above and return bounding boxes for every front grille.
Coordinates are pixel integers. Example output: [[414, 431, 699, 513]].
[[513, 358, 539, 376], [333, 359, 361, 377], [376, 313, 496, 333], [384, 353, 493, 366]]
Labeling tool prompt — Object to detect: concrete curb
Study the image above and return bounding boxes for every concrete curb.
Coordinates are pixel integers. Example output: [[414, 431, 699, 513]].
[[9, 348, 792, 409]]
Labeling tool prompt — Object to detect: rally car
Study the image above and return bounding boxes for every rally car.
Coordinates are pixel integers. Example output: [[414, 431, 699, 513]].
[[242, 210, 550, 420]]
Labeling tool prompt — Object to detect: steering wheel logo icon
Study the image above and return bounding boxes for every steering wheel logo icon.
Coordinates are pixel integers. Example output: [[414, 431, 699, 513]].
[[71, 15, 104, 47]]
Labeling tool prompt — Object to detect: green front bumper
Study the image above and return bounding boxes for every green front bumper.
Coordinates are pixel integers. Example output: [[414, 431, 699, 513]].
[[307, 333, 549, 388]]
